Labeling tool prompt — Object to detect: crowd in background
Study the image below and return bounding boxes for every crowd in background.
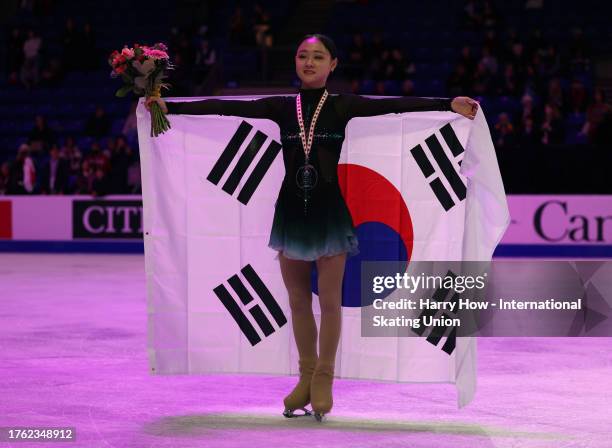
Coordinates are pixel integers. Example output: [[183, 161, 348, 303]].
[[0, 129, 141, 196], [7, 17, 99, 90], [1, 0, 611, 196], [342, 2, 611, 149]]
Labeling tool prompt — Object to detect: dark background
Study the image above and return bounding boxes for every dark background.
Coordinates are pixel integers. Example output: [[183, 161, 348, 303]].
[[1, 0, 611, 195]]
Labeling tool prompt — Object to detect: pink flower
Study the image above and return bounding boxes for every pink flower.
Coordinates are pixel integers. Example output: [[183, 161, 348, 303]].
[[121, 47, 135, 59], [112, 54, 127, 66], [143, 48, 169, 60]]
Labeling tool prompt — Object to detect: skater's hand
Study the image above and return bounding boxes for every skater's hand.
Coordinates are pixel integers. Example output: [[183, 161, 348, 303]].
[[145, 96, 168, 114], [451, 96, 479, 120]]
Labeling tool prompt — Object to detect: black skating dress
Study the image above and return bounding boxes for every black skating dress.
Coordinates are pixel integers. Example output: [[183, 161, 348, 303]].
[[166, 86, 453, 261]]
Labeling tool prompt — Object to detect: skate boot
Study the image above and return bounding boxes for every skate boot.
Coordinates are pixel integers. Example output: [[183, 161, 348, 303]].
[[310, 361, 335, 421], [282, 357, 317, 418]]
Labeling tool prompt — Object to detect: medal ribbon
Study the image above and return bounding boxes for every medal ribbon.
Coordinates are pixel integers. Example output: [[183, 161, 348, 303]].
[[296, 89, 328, 164], [295, 89, 328, 216]]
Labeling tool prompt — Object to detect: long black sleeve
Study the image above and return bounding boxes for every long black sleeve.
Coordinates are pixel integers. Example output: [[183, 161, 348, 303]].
[[165, 96, 285, 124], [339, 94, 454, 120]]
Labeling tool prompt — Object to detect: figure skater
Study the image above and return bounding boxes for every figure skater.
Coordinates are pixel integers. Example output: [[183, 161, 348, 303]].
[[145, 33, 478, 422]]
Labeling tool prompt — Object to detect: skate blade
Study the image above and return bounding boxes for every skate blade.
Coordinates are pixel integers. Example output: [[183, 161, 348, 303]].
[[283, 407, 312, 418], [314, 411, 326, 422]]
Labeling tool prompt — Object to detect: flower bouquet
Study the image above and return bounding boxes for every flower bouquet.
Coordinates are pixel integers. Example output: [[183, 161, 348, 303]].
[[108, 42, 173, 137]]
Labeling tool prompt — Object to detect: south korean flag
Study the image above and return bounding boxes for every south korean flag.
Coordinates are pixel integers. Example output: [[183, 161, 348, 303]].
[[137, 95, 509, 408]]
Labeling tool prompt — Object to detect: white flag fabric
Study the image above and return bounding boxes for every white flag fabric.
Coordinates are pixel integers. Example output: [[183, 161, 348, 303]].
[[137, 95, 509, 408]]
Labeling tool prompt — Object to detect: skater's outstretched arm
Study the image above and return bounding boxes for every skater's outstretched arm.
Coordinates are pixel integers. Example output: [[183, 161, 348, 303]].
[[145, 96, 285, 123], [338, 93, 455, 120]]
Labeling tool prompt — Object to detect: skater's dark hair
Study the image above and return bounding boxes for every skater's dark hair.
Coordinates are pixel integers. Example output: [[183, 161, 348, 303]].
[[297, 34, 338, 60]]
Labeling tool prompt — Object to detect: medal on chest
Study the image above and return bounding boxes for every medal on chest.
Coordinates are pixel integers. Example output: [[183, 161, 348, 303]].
[[295, 89, 328, 215]]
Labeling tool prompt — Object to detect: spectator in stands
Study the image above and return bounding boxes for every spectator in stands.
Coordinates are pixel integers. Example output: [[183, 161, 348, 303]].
[[60, 135, 82, 178], [369, 49, 386, 82], [526, 28, 547, 61], [546, 78, 565, 113], [127, 155, 141, 194], [564, 103, 588, 145], [0, 162, 10, 195], [229, 6, 253, 46], [569, 79, 587, 112], [583, 88, 612, 145], [401, 79, 416, 96], [569, 46, 591, 78], [91, 167, 109, 197], [482, 1, 500, 30], [540, 103, 565, 145], [458, 46, 477, 74], [507, 40, 527, 75], [540, 43, 561, 78], [523, 63, 544, 98], [108, 136, 133, 194], [592, 108, 612, 149], [194, 39, 217, 85], [84, 141, 110, 174], [10, 144, 37, 194], [368, 31, 386, 61], [167, 53, 191, 97], [85, 106, 111, 139], [40, 145, 69, 194], [500, 63, 521, 97], [461, 0, 482, 30], [28, 115, 56, 154], [386, 47, 415, 81], [345, 33, 368, 87], [20, 29, 42, 90], [520, 93, 539, 126], [121, 100, 138, 143], [176, 29, 196, 68], [253, 2, 273, 48], [479, 46, 499, 76], [494, 112, 517, 149], [516, 115, 540, 147], [483, 29, 502, 58], [447, 63, 471, 98], [75, 160, 94, 194], [568, 26, 591, 60], [103, 137, 114, 159], [374, 80, 386, 95], [471, 61, 495, 96]]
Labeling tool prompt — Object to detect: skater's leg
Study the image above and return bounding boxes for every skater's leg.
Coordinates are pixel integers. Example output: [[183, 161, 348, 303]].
[[279, 252, 318, 416], [278, 253, 317, 359], [310, 252, 346, 419], [315, 252, 346, 365]]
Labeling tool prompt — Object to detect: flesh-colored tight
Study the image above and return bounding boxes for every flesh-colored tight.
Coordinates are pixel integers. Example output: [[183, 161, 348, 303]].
[[278, 252, 347, 365]]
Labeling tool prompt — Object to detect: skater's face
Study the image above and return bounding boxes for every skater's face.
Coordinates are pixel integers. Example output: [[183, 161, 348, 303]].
[[295, 38, 337, 88]]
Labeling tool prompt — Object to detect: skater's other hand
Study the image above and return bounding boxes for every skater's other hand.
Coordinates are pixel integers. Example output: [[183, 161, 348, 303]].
[[145, 96, 168, 114], [451, 96, 479, 120]]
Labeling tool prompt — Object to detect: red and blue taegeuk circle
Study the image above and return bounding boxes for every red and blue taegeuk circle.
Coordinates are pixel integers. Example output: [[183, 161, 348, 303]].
[[311, 164, 414, 307]]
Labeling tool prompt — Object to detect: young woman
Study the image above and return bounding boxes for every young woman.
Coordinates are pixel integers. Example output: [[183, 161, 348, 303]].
[[146, 33, 479, 422]]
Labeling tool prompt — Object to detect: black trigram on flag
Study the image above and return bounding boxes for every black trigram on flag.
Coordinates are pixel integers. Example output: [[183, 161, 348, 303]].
[[410, 123, 466, 212], [207, 120, 281, 205], [412, 270, 459, 355], [213, 263, 287, 346]]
